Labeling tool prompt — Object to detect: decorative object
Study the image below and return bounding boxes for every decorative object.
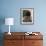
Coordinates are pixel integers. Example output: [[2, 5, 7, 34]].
[[20, 8, 34, 24], [5, 18, 14, 35], [25, 32, 38, 35]]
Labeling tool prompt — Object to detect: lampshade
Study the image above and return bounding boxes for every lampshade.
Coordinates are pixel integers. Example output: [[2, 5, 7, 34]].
[[5, 18, 14, 25]]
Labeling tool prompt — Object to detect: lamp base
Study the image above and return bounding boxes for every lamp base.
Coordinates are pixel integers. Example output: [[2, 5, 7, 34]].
[[8, 32, 11, 35]]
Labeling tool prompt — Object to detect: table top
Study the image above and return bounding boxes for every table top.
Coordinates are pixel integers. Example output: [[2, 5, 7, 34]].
[[4, 32, 43, 40]]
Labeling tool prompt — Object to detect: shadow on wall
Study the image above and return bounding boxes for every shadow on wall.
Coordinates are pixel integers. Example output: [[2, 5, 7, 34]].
[[0, 16, 5, 46]]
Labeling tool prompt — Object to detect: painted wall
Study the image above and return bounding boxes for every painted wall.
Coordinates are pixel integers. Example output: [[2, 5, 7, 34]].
[[0, 0, 46, 46], [0, 0, 46, 32]]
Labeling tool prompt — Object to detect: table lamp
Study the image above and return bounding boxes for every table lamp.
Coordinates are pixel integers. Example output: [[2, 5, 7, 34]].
[[5, 18, 14, 35]]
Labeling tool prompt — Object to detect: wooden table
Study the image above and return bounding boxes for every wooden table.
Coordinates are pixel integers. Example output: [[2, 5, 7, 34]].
[[4, 32, 43, 46]]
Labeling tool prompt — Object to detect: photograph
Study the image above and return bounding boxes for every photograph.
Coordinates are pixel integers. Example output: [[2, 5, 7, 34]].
[[20, 8, 34, 24]]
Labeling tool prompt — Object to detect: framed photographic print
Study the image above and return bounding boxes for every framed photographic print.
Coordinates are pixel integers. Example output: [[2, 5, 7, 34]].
[[20, 8, 34, 24]]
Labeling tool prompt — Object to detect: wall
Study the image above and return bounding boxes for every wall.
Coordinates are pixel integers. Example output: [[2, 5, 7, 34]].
[[0, 0, 46, 32], [0, 0, 46, 46]]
